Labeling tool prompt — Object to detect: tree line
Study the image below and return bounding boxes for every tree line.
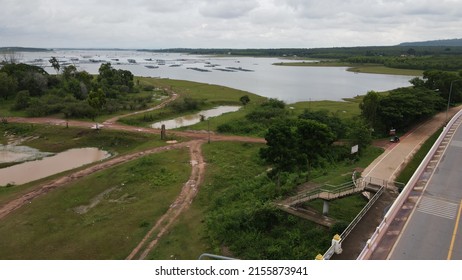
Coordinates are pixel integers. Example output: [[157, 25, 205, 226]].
[[360, 70, 462, 134], [0, 59, 150, 119]]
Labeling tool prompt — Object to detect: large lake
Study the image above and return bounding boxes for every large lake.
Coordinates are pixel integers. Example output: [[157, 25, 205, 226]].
[[20, 50, 413, 103]]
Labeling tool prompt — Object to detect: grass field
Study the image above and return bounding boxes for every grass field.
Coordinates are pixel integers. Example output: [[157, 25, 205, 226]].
[[290, 96, 363, 120], [0, 148, 191, 259], [147, 141, 267, 260], [0, 122, 167, 154], [274, 61, 423, 76], [119, 78, 266, 128]]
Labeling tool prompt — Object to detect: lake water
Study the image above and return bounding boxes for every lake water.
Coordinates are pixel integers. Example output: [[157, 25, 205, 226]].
[[19, 50, 414, 103], [0, 147, 111, 186], [151, 105, 241, 129]]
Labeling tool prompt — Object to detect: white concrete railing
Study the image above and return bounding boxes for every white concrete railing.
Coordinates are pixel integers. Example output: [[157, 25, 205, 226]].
[[356, 109, 462, 260]]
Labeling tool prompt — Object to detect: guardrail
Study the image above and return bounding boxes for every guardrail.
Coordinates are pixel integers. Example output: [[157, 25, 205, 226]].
[[356, 109, 462, 260], [287, 181, 363, 206], [321, 183, 385, 260]]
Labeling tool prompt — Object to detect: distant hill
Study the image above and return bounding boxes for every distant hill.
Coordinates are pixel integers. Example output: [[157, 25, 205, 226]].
[[0, 47, 51, 52], [399, 38, 462, 47]]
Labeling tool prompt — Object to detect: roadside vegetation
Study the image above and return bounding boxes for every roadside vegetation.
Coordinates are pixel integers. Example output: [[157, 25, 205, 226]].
[[395, 127, 443, 185]]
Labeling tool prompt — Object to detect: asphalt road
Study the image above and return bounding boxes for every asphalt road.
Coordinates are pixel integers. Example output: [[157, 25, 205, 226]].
[[388, 118, 462, 260]]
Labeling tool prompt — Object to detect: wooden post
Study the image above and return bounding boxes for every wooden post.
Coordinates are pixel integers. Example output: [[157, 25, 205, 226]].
[[161, 124, 166, 140]]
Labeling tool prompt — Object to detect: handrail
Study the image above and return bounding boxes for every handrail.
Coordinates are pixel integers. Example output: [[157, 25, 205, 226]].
[[287, 181, 362, 205], [321, 183, 385, 260], [356, 109, 462, 259]]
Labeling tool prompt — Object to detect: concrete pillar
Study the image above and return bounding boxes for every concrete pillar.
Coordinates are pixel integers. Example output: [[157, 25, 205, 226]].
[[332, 234, 343, 254], [322, 200, 329, 216]]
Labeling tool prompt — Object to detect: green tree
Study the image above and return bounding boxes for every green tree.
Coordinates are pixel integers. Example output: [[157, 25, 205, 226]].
[[20, 71, 48, 96], [259, 119, 300, 174], [87, 88, 106, 124], [0, 72, 18, 100], [345, 118, 372, 154], [260, 118, 336, 176], [295, 119, 336, 168], [49, 56, 60, 74], [62, 65, 78, 80], [377, 87, 445, 131], [12, 90, 31, 110], [359, 91, 381, 131], [299, 109, 345, 139], [240, 95, 250, 105]]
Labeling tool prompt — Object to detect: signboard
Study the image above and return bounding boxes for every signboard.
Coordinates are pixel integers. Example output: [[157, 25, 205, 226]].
[[351, 144, 359, 154]]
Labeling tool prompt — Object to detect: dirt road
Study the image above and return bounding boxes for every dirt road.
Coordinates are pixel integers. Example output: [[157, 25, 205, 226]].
[[126, 140, 206, 260]]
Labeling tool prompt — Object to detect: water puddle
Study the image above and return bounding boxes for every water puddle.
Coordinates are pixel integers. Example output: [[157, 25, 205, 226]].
[[151, 105, 241, 129], [0, 147, 111, 186]]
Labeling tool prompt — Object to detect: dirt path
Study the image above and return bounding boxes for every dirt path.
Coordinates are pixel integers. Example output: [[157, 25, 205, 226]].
[[104, 90, 178, 124], [126, 140, 206, 260], [6, 117, 266, 144]]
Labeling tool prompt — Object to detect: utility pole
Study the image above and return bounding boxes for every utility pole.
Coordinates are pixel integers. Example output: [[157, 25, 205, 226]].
[[207, 118, 210, 144]]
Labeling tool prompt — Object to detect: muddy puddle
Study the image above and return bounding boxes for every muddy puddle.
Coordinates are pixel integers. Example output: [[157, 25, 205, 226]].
[[0, 147, 111, 186], [151, 105, 241, 129]]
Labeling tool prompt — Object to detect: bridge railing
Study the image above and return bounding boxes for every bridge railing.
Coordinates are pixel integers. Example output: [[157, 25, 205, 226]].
[[356, 109, 462, 260], [321, 183, 385, 260], [287, 181, 363, 206]]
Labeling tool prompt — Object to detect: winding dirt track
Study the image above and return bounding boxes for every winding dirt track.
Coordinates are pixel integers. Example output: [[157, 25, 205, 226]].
[[126, 140, 206, 260], [2, 94, 265, 259]]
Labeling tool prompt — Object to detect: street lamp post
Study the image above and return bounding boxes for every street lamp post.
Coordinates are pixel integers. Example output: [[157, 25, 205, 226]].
[[446, 79, 462, 122]]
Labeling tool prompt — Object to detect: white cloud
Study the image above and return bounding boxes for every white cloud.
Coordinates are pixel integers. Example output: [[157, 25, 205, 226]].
[[0, 0, 461, 48]]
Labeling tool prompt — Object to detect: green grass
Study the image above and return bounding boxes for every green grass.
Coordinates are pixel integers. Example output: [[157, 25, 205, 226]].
[[310, 146, 384, 186], [119, 78, 266, 128], [147, 142, 383, 259], [347, 65, 423, 76], [304, 194, 368, 222], [0, 99, 28, 118], [289, 96, 363, 120], [0, 122, 167, 155], [147, 141, 267, 260], [0, 148, 191, 259], [138, 78, 266, 105], [274, 61, 424, 76], [395, 127, 443, 184]]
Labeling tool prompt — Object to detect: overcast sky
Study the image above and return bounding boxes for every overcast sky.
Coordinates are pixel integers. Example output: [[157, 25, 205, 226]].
[[1, 0, 461, 49]]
